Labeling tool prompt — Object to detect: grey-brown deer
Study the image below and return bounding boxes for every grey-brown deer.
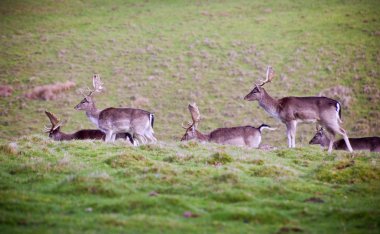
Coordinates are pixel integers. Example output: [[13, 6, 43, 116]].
[[244, 66, 353, 153], [180, 103, 274, 148], [309, 128, 380, 152], [74, 74, 156, 145], [44, 111, 133, 143]]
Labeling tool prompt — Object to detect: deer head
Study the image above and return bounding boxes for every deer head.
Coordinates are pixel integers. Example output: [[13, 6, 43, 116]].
[[74, 74, 104, 110], [309, 128, 329, 146], [181, 103, 201, 141], [244, 66, 274, 101], [44, 111, 65, 139]]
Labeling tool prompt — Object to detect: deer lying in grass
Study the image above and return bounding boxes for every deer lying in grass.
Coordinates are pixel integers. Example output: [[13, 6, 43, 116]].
[[309, 128, 380, 152], [74, 74, 156, 145], [44, 111, 133, 143], [244, 66, 353, 153], [180, 103, 274, 148]]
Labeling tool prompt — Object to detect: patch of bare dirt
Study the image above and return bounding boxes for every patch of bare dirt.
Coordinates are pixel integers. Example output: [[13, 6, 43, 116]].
[[23, 81, 75, 100], [277, 227, 303, 233], [0, 85, 13, 97], [318, 85, 353, 108], [304, 197, 324, 203], [130, 95, 150, 107]]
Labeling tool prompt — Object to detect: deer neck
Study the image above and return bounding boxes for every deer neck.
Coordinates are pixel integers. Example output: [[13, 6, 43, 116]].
[[53, 131, 75, 141], [196, 130, 210, 142], [321, 136, 338, 149], [258, 89, 280, 119], [85, 104, 100, 127]]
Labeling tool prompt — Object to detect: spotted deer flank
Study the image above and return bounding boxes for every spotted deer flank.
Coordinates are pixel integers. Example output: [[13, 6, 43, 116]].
[[244, 66, 353, 153], [180, 103, 274, 148], [74, 74, 156, 145]]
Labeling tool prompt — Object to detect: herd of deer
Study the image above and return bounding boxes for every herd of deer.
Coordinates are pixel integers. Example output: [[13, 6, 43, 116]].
[[44, 67, 380, 153]]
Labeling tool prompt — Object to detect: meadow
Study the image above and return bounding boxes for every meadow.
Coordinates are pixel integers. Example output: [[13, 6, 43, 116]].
[[0, 0, 379, 233]]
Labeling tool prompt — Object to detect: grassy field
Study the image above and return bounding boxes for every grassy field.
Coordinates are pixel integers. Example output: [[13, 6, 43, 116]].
[[0, 0, 380, 233], [1, 136, 380, 233]]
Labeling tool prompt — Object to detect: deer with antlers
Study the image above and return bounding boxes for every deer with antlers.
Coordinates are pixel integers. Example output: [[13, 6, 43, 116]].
[[181, 103, 274, 147], [309, 128, 380, 152], [244, 66, 353, 153], [74, 74, 156, 145], [44, 111, 133, 142]]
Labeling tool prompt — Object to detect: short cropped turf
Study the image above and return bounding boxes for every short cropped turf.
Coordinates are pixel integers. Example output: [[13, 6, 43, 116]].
[[0, 0, 379, 233], [0, 136, 379, 233]]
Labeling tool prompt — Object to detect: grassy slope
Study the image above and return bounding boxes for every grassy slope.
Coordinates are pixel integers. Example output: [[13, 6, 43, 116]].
[[0, 0, 380, 233], [0, 136, 380, 233], [0, 0, 379, 143]]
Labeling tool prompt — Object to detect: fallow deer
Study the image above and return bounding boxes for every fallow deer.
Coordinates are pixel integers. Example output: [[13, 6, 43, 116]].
[[244, 66, 353, 153], [74, 74, 156, 145], [309, 128, 380, 152], [44, 111, 133, 143], [180, 103, 274, 148]]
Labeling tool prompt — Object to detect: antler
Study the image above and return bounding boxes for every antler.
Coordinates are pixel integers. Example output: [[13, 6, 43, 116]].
[[188, 103, 200, 123], [92, 74, 104, 93], [45, 111, 65, 131], [81, 74, 104, 98], [188, 102, 200, 130], [44, 125, 51, 133], [45, 111, 60, 126], [181, 121, 193, 129], [257, 66, 275, 87]]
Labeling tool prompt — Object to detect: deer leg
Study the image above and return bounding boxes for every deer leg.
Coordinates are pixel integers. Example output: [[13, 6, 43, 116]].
[[322, 127, 337, 154], [134, 134, 147, 145], [127, 134, 134, 145], [145, 131, 157, 143], [111, 133, 117, 142], [286, 125, 292, 148], [291, 121, 297, 148], [326, 131, 335, 154], [133, 137, 139, 146], [338, 127, 353, 152], [286, 121, 297, 148], [105, 131, 113, 142]]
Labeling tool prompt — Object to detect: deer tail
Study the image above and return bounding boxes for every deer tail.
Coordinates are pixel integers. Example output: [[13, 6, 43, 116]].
[[258, 124, 276, 132]]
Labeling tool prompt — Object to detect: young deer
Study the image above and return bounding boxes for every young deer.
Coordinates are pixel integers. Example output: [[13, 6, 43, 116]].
[[44, 111, 133, 143], [244, 66, 353, 153], [309, 128, 380, 152], [74, 74, 156, 145], [180, 103, 274, 148]]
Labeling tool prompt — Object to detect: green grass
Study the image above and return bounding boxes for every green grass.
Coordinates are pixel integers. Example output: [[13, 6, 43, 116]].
[[0, 136, 379, 233], [0, 0, 380, 233], [0, 0, 379, 143]]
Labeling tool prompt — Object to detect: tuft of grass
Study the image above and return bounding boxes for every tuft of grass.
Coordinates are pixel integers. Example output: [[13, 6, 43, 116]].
[[0, 137, 379, 233], [314, 159, 380, 184], [207, 152, 233, 165], [251, 164, 295, 178]]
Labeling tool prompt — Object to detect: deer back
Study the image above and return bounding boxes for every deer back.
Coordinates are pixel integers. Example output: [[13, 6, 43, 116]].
[[335, 137, 380, 152], [98, 107, 152, 132], [209, 126, 261, 147], [277, 96, 340, 122]]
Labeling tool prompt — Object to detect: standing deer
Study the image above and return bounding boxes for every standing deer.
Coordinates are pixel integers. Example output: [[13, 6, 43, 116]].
[[244, 66, 353, 153], [74, 74, 156, 145], [180, 103, 274, 148], [44, 111, 133, 143], [309, 128, 380, 152]]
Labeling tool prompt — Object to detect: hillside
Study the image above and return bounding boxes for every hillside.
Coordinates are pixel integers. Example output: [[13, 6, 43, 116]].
[[0, 0, 380, 233], [0, 0, 379, 144], [1, 136, 380, 233]]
